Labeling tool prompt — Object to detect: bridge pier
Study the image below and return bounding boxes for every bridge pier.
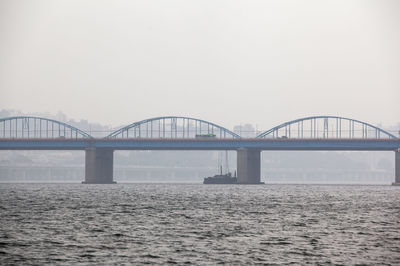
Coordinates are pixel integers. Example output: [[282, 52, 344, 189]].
[[83, 148, 115, 184], [393, 150, 400, 186], [237, 148, 263, 184]]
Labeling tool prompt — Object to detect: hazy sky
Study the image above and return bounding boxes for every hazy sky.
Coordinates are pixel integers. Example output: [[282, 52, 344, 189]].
[[1, 0, 399, 130]]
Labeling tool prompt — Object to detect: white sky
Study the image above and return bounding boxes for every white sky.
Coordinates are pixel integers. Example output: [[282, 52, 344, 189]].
[[0, 0, 399, 130]]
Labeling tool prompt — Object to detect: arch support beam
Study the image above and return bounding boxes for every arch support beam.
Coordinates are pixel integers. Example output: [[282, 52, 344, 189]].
[[237, 148, 262, 184], [393, 150, 400, 186], [83, 148, 115, 184]]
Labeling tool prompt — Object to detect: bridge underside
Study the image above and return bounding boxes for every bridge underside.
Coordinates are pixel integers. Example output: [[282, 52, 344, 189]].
[[81, 149, 400, 185], [1, 139, 399, 185], [82, 147, 263, 184]]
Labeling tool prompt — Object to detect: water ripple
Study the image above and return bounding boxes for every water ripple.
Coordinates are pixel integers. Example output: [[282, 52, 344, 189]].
[[0, 183, 399, 264]]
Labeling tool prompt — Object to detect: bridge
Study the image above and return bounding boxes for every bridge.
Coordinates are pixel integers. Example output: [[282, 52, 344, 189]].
[[1, 116, 399, 185]]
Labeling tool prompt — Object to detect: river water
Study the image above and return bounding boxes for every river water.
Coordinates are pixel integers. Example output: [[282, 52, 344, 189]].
[[0, 183, 399, 265]]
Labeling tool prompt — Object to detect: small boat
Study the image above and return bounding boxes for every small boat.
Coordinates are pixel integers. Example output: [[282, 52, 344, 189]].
[[203, 167, 237, 184]]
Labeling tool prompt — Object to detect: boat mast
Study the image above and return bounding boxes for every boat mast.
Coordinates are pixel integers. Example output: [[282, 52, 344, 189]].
[[225, 150, 229, 174]]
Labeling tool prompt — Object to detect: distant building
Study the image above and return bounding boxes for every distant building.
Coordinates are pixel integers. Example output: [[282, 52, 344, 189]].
[[233, 124, 256, 138]]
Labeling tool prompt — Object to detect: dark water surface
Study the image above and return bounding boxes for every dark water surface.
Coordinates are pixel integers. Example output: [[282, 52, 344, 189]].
[[0, 183, 399, 265]]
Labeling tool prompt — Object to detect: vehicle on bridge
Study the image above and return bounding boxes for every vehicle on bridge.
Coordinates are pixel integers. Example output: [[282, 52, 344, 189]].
[[195, 133, 216, 139]]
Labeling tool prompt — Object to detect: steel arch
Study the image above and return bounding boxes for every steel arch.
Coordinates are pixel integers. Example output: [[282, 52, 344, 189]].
[[256, 116, 397, 139], [107, 116, 240, 139], [0, 116, 92, 139]]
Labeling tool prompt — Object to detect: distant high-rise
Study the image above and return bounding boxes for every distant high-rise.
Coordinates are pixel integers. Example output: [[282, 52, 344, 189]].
[[233, 124, 256, 138]]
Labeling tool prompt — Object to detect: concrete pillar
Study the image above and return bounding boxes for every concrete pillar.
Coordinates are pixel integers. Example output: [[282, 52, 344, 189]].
[[237, 148, 262, 184], [393, 150, 400, 186], [83, 148, 115, 184]]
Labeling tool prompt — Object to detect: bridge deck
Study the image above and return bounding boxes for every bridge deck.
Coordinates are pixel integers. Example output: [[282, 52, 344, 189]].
[[0, 138, 399, 151]]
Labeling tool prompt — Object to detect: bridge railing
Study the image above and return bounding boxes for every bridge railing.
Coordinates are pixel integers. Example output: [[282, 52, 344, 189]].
[[106, 116, 241, 139], [256, 116, 397, 139], [1, 115, 396, 140], [0, 116, 92, 139]]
